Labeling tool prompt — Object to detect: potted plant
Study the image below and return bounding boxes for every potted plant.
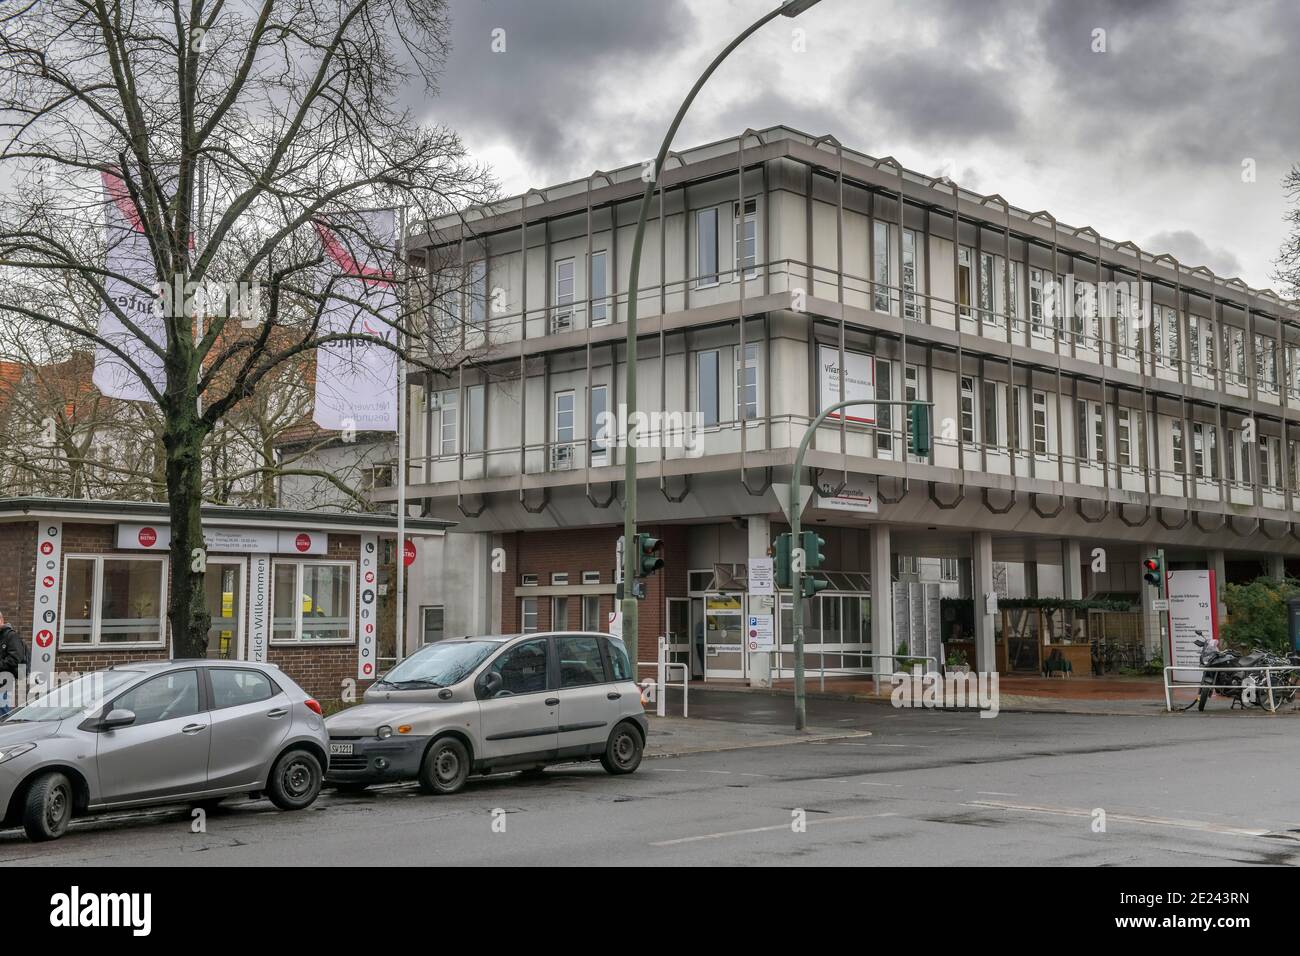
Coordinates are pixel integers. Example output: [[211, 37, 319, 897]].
[[945, 648, 970, 675]]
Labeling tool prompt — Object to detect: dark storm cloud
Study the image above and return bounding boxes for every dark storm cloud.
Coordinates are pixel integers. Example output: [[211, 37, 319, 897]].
[[430, 0, 696, 177], [1143, 229, 1244, 277], [850, 51, 1023, 143], [1034, 0, 1300, 162]]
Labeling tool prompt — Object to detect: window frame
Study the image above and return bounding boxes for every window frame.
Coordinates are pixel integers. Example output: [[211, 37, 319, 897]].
[[732, 198, 758, 281], [421, 605, 445, 645], [269, 558, 356, 646], [735, 342, 759, 421], [59, 553, 168, 650], [552, 257, 576, 331], [589, 250, 610, 326], [697, 349, 721, 426], [696, 207, 719, 288]]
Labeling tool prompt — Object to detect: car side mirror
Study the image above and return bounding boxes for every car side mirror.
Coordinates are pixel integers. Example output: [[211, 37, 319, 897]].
[[479, 672, 502, 699], [102, 708, 136, 730]]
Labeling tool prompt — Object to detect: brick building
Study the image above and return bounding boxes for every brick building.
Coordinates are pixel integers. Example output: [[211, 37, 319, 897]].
[[0, 498, 451, 701]]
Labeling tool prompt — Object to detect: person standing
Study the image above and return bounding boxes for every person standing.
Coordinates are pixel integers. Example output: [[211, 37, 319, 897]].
[[0, 610, 29, 718]]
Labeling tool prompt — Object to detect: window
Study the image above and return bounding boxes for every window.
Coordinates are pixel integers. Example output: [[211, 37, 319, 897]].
[[697, 350, 720, 426], [904, 363, 924, 456], [1189, 315, 1201, 371], [520, 598, 539, 633], [733, 199, 757, 280], [1032, 391, 1049, 455], [960, 376, 976, 443], [735, 343, 759, 420], [485, 638, 549, 695], [902, 228, 920, 319], [552, 596, 569, 630], [466, 261, 487, 328], [1208, 423, 1220, 479], [551, 572, 569, 585], [1255, 335, 1278, 390], [876, 358, 893, 454], [582, 595, 602, 631], [438, 389, 458, 455], [590, 250, 610, 325], [553, 258, 575, 332], [466, 384, 485, 453], [939, 558, 959, 581], [1093, 403, 1105, 463], [696, 208, 718, 286], [873, 221, 891, 313], [1240, 432, 1252, 483], [1171, 420, 1185, 473], [1076, 400, 1090, 461], [210, 669, 276, 709], [590, 385, 609, 463], [1007, 386, 1023, 453], [978, 252, 997, 326], [1030, 268, 1049, 335], [983, 381, 999, 448], [61, 555, 166, 647], [421, 606, 445, 644], [1259, 437, 1274, 488], [554, 390, 575, 444], [112, 670, 200, 726], [607, 637, 633, 680], [1227, 429, 1238, 481], [957, 246, 974, 318], [557, 635, 607, 686], [581, 571, 601, 585], [520, 573, 538, 587], [1117, 408, 1132, 467], [1192, 422, 1206, 477], [272, 561, 353, 643]]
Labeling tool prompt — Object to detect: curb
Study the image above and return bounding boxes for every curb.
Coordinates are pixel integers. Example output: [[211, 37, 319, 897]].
[[645, 728, 872, 758]]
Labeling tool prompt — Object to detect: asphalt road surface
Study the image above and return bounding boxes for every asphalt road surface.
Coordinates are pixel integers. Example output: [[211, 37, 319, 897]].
[[4, 692, 1298, 866]]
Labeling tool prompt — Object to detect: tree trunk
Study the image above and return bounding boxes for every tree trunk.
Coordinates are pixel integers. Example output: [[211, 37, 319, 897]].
[[165, 401, 210, 659]]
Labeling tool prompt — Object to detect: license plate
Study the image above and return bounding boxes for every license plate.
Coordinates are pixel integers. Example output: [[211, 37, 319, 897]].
[[328, 742, 354, 756]]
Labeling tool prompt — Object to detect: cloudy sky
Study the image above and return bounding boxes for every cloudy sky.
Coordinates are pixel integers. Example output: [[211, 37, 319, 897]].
[[422, 0, 1298, 290]]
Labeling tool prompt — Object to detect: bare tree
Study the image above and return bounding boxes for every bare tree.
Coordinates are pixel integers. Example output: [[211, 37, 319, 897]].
[[1279, 164, 1300, 301], [0, 0, 494, 657]]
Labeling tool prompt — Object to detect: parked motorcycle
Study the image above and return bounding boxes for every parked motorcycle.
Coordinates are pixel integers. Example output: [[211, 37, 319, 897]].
[[1193, 636, 1242, 711], [1193, 636, 1300, 711]]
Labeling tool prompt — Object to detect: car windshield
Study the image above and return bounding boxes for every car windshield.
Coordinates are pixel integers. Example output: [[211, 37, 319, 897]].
[[375, 640, 499, 689], [3, 670, 142, 723]]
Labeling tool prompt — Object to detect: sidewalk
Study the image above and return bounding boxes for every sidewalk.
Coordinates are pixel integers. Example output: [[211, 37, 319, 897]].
[[644, 716, 869, 757], [684, 673, 1210, 717]]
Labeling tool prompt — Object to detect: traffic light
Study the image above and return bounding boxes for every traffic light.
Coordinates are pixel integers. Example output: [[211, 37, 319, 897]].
[[908, 402, 931, 457], [800, 530, 829, 599], [774, 532, 792, 590], [635, 533, 664, 578], [1142, 553, 1164, 593]]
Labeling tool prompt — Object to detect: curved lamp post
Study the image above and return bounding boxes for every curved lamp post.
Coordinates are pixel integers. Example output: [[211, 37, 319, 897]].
[[621, 0, 824, 695]]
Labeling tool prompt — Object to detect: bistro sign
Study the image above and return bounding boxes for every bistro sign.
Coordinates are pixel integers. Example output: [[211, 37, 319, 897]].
[[116, 523, 328, 555]]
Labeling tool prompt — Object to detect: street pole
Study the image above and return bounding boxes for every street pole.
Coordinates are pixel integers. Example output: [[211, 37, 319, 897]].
[[621, 0, 822, 670], [396, 206, 408, 662], [788, 399, 933, 730]]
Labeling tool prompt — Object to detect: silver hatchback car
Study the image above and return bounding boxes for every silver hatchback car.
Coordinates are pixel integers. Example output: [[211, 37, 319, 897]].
[[325, 632, 649, 795], [0, 660, 330, 841]]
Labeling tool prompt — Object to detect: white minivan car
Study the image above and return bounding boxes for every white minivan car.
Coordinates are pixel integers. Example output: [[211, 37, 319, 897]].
[[325, 632, 648, 795]]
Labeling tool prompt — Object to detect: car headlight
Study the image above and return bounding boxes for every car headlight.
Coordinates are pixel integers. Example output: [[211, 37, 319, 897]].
[[377, 725, 393, 739], [0, 743, 35, 765]]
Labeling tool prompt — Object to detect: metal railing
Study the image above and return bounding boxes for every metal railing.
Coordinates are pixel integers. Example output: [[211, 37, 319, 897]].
[[1163, 663, 1300, 714], [638, 635, 689, 718]]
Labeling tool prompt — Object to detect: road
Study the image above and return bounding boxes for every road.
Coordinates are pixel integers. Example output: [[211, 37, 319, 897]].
[[4, 692, 1298, 866]]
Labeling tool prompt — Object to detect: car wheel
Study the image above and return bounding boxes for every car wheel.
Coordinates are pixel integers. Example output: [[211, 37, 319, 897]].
[[23, 771, 73, 842], [417, 737, 469, 795], [267, 749, 323, 811], [600, 721, 643, 776]]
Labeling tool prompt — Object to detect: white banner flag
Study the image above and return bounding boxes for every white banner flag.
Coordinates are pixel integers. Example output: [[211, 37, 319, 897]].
[[92, 170, 167, 402], [312, 210, 399, 432]]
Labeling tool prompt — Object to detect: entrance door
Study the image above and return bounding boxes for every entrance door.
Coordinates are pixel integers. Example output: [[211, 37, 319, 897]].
[[203, 560, 246, 659], [703, 593, 746, 679], [665, 598, 690, 673]]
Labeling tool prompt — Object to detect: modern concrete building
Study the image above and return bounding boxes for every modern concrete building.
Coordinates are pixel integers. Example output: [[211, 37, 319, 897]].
[[386, 125, 1300, 681]]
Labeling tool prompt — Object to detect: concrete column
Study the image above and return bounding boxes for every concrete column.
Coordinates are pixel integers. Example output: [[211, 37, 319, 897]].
[[1209, 550, 1227, 630], [971, 531, 995, 673], [870, 524, 893, 675], [1062, 539, 1083, 600], [1269, 553, 1286, 582], [746, 515, 771, 559]]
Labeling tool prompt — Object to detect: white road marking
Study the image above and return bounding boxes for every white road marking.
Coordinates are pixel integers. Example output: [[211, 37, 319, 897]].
[[651, 812, 899, 847], [967, 800, 1273, 837]]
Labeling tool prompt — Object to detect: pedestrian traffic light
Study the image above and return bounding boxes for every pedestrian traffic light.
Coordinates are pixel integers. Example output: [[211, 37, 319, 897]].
[[774, 532, 792, 590], [908, 402, 931, 457], [800, 530, 828, 599], [635, 533, 664, 578], [1143, 553, 1164, 592]]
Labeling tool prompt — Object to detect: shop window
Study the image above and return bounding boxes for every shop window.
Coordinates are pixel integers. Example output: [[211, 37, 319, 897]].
[[61, 555, 166, 648], [271, 561, 353, 643]]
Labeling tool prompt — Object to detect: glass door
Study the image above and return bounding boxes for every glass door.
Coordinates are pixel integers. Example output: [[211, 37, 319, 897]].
[[203, 559, 246, 659], [665, 598, 690, 672], [703, 593, 746, 679]]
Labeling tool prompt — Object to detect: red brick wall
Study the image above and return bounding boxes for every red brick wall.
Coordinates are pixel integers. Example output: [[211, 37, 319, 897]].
[[500, 525, 688, 676], [0, 519, 368, 702]]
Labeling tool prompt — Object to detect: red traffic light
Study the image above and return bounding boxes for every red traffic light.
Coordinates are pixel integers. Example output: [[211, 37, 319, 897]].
[[1143, 558, 1158, 572]]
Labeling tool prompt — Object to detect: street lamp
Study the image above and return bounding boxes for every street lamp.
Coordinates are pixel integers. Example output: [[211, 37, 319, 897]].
[[620, 0, 825, 690]]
